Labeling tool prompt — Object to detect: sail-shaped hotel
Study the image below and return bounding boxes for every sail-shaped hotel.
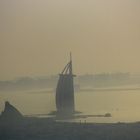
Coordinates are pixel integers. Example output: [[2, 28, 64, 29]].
[[56, 54, 75, 115]]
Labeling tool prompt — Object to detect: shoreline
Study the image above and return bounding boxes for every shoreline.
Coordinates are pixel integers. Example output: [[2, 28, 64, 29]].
[[1, 117, 140, 140]]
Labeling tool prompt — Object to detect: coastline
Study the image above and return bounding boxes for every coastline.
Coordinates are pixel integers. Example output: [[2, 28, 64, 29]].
[[1, 117, 140, 140]]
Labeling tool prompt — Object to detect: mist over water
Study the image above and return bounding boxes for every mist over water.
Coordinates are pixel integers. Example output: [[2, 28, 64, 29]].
[[1, 0, 140, 125], [1, 89, 140, 123], [1, 1, 140, 140]]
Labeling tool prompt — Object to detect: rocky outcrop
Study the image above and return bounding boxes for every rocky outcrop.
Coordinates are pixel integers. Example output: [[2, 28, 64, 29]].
[[0, 101, 23, 120]]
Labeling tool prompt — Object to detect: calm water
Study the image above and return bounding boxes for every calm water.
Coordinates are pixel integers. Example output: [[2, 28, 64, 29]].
[[1, 89, 140, 123]]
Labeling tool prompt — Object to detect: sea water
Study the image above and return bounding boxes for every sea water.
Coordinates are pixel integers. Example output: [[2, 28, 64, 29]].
[[1, 89, 140, 123]]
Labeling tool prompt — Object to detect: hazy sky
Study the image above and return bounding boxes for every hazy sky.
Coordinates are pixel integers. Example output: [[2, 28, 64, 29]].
[[1, 0, 140, 80]]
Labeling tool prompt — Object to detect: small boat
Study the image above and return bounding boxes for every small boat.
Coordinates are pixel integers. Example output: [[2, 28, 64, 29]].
[[56, 53, 76, 115]]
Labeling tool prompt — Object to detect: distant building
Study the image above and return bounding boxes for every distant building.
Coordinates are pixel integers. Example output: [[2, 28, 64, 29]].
[[56, 54, 75, 115]]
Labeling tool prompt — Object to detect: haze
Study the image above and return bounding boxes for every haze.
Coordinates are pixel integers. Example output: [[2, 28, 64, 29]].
[[1, 0, 140, 80]]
